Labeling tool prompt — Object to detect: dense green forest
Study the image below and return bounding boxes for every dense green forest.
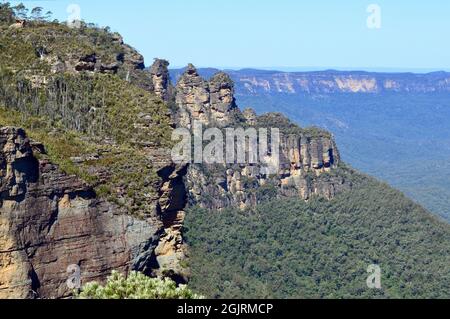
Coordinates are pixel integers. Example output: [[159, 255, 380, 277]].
[[184, 168, 450, 299], [236, 93, 450, 221]]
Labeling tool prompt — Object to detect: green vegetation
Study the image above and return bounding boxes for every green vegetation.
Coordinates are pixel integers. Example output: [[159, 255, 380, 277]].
[[0, 62, 171, 218], [1, 4, 122, 71], [0, 67, 171, 147], [184, 170, 450, 299], [0, 106, 161, 217], [0, 3, 173, 218], [371, 159, 450, 223], [0, 3, 16, 25], [0, 106, 97, 182], [77, 271, 203, 299], [257, 112, 331, 138]]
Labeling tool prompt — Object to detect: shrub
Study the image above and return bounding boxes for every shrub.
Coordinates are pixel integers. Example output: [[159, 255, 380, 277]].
[[76, 271, 203, 299]]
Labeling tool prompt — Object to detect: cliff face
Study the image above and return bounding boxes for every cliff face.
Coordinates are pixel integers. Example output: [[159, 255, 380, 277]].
[[0, 127, 188, 298], [187, 131, 349, 210], [173, 66, 351, 210]]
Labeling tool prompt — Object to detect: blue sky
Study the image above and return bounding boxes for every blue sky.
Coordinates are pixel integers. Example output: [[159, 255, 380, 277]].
[[10, 0, 450, 71]]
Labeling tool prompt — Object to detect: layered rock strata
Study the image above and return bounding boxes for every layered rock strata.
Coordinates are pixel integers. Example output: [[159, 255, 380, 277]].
[[0, 127, 187, 298]]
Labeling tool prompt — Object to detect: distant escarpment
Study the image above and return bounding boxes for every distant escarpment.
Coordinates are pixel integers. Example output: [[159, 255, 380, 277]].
[[173, 65, 351, 210], [171, 68, 450, 95]]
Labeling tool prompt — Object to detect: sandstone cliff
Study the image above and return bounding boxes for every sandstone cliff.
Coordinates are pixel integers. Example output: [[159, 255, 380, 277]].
[[0, 127, 188, 298], [173, 65, 351, 210], [186, 125, 350, 210]]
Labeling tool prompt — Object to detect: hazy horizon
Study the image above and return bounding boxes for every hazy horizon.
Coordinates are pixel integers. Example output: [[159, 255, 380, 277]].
[[169, 65, 450, 74]]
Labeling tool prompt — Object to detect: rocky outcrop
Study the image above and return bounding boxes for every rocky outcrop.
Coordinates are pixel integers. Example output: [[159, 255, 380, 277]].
[[154, 164, 188, 283], [175, 64, 239, 128], [73, 54, 97, 72], [8, 20, 26, 30], [120, 44, 145, 71], [0, 127, 187, 298], [175, 64, 211, 128], [209, 72, 238, 126], [149, 59, 171, 102], [242, 108, 257, 125], [40, 33, 145, 79], [62, 47, 143, 75], [173, 65, 351, 210]]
